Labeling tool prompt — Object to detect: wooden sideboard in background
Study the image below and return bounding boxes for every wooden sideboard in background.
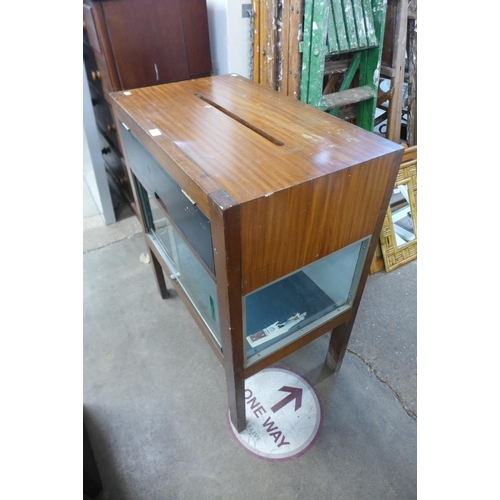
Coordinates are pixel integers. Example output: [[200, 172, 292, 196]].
[[83, 0, 212, 214]]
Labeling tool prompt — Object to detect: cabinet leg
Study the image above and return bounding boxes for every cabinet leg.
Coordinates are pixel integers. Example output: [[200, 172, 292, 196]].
[[226, 369, 246, 432], [150, 249, 169, 299], [326, 322, 353, 373]]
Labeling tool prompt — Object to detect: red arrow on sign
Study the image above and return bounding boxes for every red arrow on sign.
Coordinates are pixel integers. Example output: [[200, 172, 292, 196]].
[[271, 386, 303, 413]]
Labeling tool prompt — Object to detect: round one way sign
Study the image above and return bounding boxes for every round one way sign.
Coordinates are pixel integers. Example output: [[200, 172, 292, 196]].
[[228, 367, 323, 461]]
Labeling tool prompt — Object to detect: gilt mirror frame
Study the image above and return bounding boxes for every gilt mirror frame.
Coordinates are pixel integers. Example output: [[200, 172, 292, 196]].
[[380, 147, 417, 272]]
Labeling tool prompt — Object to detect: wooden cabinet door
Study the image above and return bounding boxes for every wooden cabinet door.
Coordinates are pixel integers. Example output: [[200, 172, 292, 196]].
[[101, 0, 211, 90]]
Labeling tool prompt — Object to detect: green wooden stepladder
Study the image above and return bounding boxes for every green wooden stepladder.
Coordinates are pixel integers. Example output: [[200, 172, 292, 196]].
[[300, 0, 388, 131]]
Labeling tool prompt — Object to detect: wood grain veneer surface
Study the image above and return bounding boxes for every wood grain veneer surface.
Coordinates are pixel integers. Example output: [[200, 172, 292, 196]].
[[111, 74, 401, 204]]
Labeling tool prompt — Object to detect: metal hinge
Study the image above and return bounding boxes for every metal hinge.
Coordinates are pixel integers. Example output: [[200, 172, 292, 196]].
[[242, 4, 252, 17]]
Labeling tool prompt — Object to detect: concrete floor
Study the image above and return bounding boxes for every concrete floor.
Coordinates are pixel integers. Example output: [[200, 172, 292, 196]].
[[83, 177, 417, 500]]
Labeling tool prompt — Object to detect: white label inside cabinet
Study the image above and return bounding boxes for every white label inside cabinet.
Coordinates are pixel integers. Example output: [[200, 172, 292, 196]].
[[149, 128, 162, 137], [228, 367, 322, 461]]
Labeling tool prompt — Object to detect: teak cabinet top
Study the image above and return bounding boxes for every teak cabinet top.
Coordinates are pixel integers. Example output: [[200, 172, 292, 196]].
[[110, 74, 401, 206]]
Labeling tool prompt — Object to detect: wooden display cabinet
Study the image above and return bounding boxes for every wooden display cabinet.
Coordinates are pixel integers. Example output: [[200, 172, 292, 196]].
[[110, 75, 404, 432]]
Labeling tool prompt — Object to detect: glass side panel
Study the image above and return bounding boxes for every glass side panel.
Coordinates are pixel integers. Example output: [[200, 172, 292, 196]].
[[171, 229, 221, 347], [243, 238, 369, 366], [135, 175, 221, 347]]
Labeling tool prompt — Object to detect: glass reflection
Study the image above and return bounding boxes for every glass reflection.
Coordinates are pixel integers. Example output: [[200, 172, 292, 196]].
[[390, 184, 415, 247], [148, 193, 174, 261]]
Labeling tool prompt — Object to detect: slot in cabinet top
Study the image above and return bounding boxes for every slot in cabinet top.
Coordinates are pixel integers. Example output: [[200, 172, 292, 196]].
[[110, 74, 402, 205]]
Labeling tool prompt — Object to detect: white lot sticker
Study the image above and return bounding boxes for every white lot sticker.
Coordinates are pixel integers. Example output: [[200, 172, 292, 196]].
[[228, 367, 322, 461]]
